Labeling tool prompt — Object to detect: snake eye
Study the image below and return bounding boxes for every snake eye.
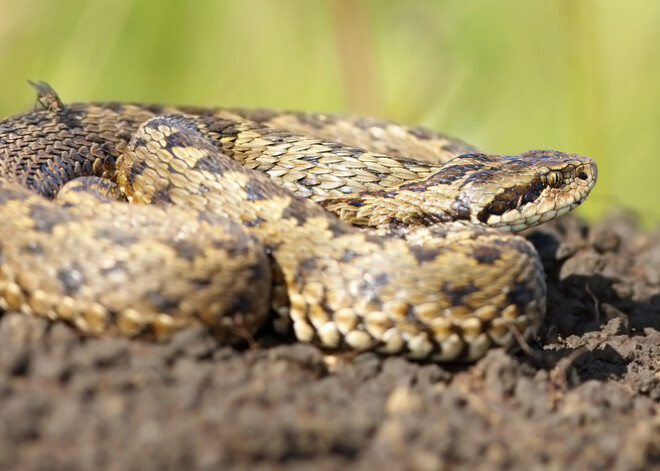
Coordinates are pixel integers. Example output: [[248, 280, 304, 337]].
[[547, 171, 563, 188]]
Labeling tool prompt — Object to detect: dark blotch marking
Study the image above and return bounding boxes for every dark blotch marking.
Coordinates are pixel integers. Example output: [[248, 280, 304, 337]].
[[506, 280, 535, 307], [58, 266, 83, 295], [164, 130, 196, 150], [372, 273, 390, 286], [398, 183, 427, 193], [244, 178, 270, 201], [262, 130, 296, 146], [442, 281, 479, 307], [449, 197, 472, 221], [297, 256, 318, 275], [223, 295, 254, 319], [430, 163, 485, 185], [189, 277, 214, 290], [151, 187, 173, 204], [104, 102, 125, 113], [416, 210, 455, 225], [408, 125, 435, 140], [442, 140, 479, 155], [477, 175, 546, 223], [281, 204, 309, 226], [347, 198, 367, 208], [472, 245, 501, 264], [0, 186, 29, 204], [296, 112, 338, 129], [319, 197, 365, 209], [132, 136, 148, 150], [193, 154, 229, 177], [520, 176, 546, 205], [327, 219, 352, 238], [200, 117, 241, 143], [243, 216, 267, 228], [172, 240, 202, 261], [29, 204, 75, 233], [353, 116, 377, 130], [340, 250, 357, 263], [208, 232, 252, 259], [142, 104, 171, 115], [147, 291, 180, 313], [347, 198, 366, 208], [501, 237, 537, 259], [410, 245, 442, 263], [125, 158, 147, 187]]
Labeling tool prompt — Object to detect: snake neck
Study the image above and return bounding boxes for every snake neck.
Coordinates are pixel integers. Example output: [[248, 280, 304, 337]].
[[319, 189, 462, 229]]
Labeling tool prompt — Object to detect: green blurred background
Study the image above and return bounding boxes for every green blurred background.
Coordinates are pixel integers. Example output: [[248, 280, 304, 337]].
[[1, 0, 658, 225]]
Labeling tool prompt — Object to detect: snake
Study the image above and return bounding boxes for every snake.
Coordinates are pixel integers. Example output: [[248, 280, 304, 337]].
[[0, 81, 597, 362]]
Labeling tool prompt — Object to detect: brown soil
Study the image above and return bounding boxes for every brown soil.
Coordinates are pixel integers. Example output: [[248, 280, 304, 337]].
[[1, 213, 659, 471]]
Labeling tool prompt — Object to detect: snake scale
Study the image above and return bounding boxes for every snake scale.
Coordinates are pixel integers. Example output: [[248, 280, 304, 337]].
[[0, 81, 597, 362]]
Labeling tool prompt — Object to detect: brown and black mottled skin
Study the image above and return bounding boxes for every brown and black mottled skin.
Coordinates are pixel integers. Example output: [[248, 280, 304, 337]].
[[0, 82, 597, 362]]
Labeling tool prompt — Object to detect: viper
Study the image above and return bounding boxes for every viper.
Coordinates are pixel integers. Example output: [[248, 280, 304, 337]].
[[0, 81, 597, 362]]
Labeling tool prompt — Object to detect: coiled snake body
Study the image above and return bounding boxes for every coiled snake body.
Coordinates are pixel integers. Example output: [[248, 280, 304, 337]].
[[0, 82, 597, 362]]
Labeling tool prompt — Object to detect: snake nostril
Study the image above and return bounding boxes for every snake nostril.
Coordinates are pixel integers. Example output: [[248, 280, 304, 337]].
[[578, 172, 588, 180]]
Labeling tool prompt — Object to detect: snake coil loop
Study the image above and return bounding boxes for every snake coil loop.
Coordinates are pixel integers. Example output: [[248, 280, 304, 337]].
[[0, 82, 597, 362]]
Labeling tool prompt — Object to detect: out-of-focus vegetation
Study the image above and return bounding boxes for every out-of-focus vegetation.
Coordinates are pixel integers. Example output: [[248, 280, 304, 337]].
[[1, 0, 658, 225]]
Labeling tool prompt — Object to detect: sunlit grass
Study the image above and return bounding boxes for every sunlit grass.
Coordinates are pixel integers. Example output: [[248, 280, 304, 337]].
[[1, 0, 658, 225]]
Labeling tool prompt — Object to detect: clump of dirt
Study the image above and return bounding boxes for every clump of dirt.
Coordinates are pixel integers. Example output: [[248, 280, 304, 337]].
[[0, 213, 659, 471]]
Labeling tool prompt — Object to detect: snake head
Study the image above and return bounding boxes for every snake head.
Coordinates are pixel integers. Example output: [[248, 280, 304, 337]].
[[443, 150, 598, 231]]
